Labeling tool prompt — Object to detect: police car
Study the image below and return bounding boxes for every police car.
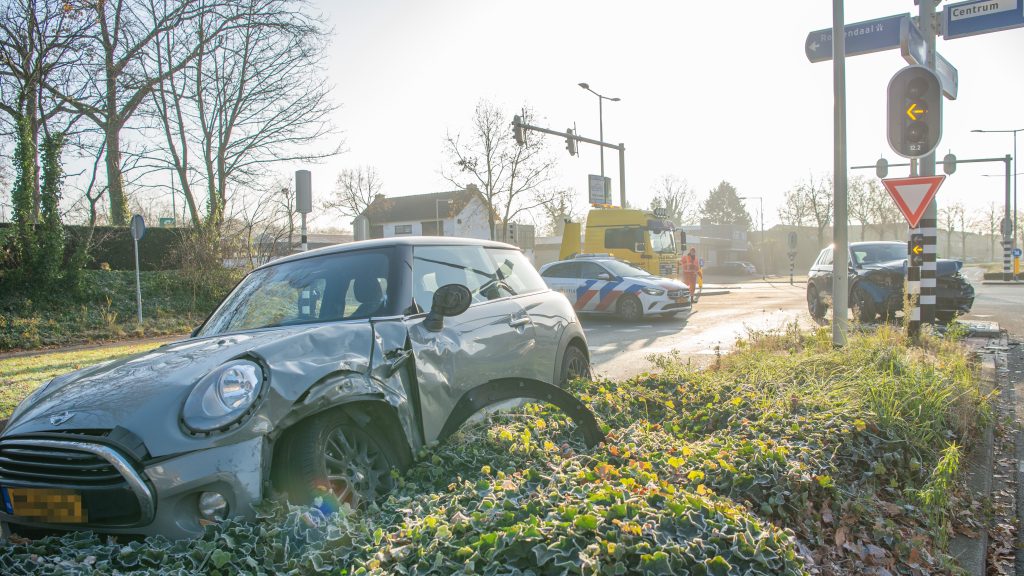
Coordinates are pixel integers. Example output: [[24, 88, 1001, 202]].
[[538, 255, 691, 321]]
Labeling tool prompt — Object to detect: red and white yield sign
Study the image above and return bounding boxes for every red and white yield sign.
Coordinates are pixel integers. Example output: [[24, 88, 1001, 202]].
[[880, 175, 946, 228]]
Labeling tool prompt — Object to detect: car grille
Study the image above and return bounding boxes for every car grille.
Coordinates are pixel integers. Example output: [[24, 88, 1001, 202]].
[[667, 289, 687, 299], [0, 438, 124, 486]]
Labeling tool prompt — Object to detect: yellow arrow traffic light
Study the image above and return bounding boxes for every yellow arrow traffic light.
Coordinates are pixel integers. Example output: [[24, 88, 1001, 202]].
[[906, 103, 926, 121], [912, 244, 923, 255]]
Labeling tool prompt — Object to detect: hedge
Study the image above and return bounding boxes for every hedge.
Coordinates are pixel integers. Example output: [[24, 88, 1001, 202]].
[[0, 223, 183, 271]]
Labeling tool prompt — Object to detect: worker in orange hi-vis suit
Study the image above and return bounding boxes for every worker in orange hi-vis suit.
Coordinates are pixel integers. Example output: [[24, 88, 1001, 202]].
[[680, 247, 699, 303]]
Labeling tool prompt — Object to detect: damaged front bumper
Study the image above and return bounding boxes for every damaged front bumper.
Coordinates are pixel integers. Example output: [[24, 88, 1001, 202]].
[[0, 436, 265, 540]]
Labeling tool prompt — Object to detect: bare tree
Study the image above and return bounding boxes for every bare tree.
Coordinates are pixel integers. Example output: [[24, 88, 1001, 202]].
[[867, 180, 903, 240], [536, 187, 581, 236], [779, 173, 832, 247], [846, 176, 874, 241], [45, 0, 249, 225], [971, 202, 1002, 261], [148, 0, 338, 228], [939, 203, 964, 258], [649, 175, 698, 226], [0, 0, 89, 220], [443, 101, 557, 239], [778, 186, 811, 227], [326, 166, 382, 219]]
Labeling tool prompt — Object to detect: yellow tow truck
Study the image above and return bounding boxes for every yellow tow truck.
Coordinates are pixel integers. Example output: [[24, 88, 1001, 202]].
[[559, 207, 680, 277]]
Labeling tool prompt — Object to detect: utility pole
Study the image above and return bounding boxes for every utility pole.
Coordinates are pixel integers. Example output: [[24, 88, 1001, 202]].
[[917, 0, 939, 328]]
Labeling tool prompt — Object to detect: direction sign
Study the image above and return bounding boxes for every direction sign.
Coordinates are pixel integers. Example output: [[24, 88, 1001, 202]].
[[1014, 247, 1023, 258], [805, 13, 907, 63], [881, 175, 946, 228], [943, 0, 1024, 39], [129, 214, 146, 241], [901, 19, 959, 99]]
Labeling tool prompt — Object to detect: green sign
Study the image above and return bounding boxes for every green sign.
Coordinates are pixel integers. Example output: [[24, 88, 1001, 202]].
[[159, 217, 175, 227]]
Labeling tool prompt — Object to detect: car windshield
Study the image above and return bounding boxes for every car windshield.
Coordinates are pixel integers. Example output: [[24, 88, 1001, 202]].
[[851, 244, 906, 266], [649, 229, 676, 254], [198, 249, 394, 337], [600, 260, 652, 277]]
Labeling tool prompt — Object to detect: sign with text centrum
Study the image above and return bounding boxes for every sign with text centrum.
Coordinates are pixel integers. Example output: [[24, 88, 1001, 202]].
[[943, 0, 1024, 39]]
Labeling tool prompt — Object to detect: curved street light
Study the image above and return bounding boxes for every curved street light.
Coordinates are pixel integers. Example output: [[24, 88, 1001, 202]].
[[578, 83, 620, 180]]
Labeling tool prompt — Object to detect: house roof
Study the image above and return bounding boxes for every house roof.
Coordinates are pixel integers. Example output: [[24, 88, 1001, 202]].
[[360, 188, 487, 224]]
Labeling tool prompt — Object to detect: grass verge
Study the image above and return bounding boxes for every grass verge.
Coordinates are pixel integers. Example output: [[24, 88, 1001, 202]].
[[0, 269, 238, 352], [0, 323, 988, 574]]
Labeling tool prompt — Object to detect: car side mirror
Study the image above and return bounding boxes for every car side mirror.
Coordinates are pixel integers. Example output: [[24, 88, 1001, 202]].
[[424, 284, 472, 332], [633, 242, 644, 253], [597, 272, 612, 281]]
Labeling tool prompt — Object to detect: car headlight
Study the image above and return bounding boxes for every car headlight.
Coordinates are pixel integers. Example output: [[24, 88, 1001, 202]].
[[641, 287, 665, 296], [182, 360, 264, 433]]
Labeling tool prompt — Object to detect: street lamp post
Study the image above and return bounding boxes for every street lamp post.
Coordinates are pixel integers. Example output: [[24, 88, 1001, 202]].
[[740, 196, 765, 279], [973, 128, 1021, 278], [577, 83, 620, 182]]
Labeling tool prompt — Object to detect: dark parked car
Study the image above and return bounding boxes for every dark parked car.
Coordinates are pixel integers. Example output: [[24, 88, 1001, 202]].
[[806, 241, 974, 323], [703, 261, 756, 277], [0, 237, 600, 539]]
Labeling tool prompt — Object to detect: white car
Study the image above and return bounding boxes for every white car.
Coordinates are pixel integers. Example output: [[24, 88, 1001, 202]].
[[538, 256, 691, 321]]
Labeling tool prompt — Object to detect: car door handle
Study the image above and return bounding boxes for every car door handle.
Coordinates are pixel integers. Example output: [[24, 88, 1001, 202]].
[[508, 316, 532, 328]]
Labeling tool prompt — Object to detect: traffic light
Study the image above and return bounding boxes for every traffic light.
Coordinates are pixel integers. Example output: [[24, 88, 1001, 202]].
[[565, 128, 577, 156], [679, 230, 687, 250], [512, 115, 525, 146], [875, 157, 888, 179], [909, 233, 925, 267], [507, 222, 516, 243], [943, 153, 957, 175], [887, 66, 942, 159]]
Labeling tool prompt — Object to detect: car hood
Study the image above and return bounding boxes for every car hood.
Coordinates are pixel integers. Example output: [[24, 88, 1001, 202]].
[[622, 275, 688, 291], [864, 258, 963, 277], [3, 323, 375, 455]]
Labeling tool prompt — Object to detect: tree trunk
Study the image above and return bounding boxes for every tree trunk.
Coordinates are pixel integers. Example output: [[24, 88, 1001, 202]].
[[105, 125, 127, 225]]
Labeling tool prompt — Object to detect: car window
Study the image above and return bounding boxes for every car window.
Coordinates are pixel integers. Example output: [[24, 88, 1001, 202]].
[[852, 243, 905, 265], [541, 262, 579, 278], [600, 259, 652, 277], [413, 245, 542, 310], [604, 227, 644, 251], [485, 248, 547, 295], [818, 248, 833, 266], [199, 250, 393, 336], [577, 262, 607, 280]]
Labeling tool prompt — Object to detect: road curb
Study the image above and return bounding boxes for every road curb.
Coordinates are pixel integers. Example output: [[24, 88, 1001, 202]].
[[697, 289, 731, 297], [950, 333, 1003, 574]]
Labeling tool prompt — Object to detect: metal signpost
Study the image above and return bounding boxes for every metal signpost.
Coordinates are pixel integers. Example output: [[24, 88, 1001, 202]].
[[295, 170, 312, 251], [129, 214, 146, 324], [831, 0, 849, 347]]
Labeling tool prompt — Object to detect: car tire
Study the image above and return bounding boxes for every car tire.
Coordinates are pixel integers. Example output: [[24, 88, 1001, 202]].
[[851, 286, 876, 323], [276, 410, 399, 510], [617, 294, 643, 322], [807, 285, 827, 319], [936, 311, 956, 324], [559, 344, 592, 386]]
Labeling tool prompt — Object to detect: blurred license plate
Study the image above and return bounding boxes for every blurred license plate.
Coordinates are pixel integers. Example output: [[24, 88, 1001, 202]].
[[1, 486, 87, 523]]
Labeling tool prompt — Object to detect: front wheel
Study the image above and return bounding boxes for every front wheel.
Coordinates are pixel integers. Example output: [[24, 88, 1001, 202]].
[[851, 286, 876, 323], [616, 294, 644, 322], [807, 285, 827, 319], [275, 410, 399, 511], [559, 345, 592, 386]]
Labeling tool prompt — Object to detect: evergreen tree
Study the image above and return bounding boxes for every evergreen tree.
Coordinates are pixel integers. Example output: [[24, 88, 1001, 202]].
[[37, 132, 66, 286], [700, 181, 753, 230]]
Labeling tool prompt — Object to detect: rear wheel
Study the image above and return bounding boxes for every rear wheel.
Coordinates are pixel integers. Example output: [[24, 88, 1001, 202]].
[[275, 410, 400, 511], [936, 311, 956, 324], [807, 285, 827, 319], [617, 294, 643, 322], [559, 345, 592, 386], [851, 286, 876, 323]]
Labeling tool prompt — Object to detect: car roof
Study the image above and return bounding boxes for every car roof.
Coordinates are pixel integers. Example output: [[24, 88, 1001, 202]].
[[257, 236, 518, 270]]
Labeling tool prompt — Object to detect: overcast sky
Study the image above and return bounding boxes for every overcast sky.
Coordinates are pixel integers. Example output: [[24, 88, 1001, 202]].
[[307, 0, 1024, 231]]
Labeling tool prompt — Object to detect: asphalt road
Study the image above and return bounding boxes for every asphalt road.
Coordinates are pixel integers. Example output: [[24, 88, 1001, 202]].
[[961, 267, 1024, 340], [584, 280, 813, 381]]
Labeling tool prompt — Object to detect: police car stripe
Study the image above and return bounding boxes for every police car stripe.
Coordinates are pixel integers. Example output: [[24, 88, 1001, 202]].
[[574, 280, 600, 309]]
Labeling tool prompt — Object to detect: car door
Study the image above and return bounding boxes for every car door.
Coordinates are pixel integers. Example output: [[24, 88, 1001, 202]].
[[540, 262, 583, 306], [404, 244, 537, 443], [575, 261, 617, 314], [814, 247, 834, 305]]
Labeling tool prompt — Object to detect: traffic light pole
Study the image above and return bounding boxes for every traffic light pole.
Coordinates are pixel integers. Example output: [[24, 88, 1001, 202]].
[[831, 0, 849, 347], [918, 0, 938, 330], [512, 116, 627, 208]]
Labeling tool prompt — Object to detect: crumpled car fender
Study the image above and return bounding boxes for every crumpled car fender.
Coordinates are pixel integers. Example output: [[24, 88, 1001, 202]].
[[436, 378, 604, 448]]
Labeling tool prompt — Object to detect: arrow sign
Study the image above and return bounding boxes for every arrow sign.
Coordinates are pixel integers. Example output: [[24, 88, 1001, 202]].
[[805, 13, 907, 63], [906, 103, 926, 120], [881, 175, 946, 228]]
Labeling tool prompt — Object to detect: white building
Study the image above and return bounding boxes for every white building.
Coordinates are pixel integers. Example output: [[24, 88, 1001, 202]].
[[353, 186, 493, 240]]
